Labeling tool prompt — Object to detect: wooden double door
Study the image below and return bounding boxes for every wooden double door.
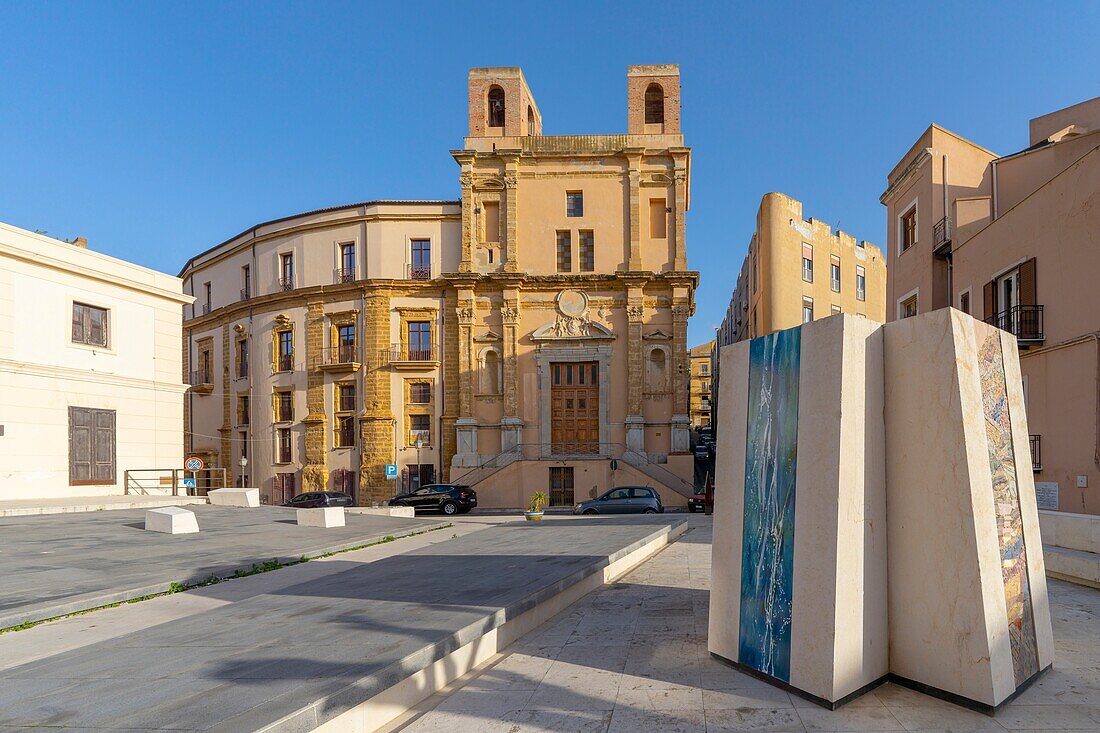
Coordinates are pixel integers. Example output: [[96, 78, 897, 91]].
[[550, 361, 599, 454]]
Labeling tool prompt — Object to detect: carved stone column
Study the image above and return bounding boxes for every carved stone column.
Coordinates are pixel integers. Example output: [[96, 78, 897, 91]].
[[452, 289, 479, 467], [457, 158, 475, 272], [672, 151, 689, 271], [500, 289, 522, 455], [359, 289, 394, 505], [301, 301, 329, 490], [625, 149, 644, 271], [626, 285, 646, 456], [502, 153, 520, 273]]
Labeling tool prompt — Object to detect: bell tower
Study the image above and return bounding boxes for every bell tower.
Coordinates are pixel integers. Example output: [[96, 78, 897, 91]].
[[627, 64, 681, 135], [467, 67, 542, 138]]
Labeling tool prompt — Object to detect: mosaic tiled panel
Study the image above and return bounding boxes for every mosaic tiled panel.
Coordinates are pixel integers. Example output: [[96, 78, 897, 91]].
[[976, 324, 1039, 686], [738, 327, 800, 682]]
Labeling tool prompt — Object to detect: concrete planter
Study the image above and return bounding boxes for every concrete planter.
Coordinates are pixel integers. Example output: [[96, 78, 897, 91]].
[[524, 511, 544, 521]]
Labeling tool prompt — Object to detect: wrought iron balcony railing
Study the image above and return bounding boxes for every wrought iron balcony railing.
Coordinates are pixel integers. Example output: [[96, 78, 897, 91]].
[[933, 215, 951, 255], [202, 303, 211, 315], [279, 277, 294, 292], [334, 268, 356, 284], [985, 304, 1044, 344], [188, 368, 213, 387], [276, 353, 294, 372], [379, 343, 437, 364], [1029, 434, 1041, 472], [317, 344, 361, 370], [407, 264, 432, 280], [240, 288, 250, 301]]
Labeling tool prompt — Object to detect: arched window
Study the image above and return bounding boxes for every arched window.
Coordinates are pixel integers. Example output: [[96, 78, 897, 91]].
[[488, 86, 505, 128], [644, 83, 664, 125], [647, 347, 668, 392], [481, 348, 501, 394], [527, 105, 535, 133]]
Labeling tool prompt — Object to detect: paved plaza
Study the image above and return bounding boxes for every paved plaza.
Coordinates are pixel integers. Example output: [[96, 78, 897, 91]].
[[0, 516, 683, 731], [0, 505, 439, 629], [397, 514, 1100, 733]]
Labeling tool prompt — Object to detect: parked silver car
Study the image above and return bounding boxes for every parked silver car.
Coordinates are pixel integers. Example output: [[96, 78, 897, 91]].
[[573, 486, 664, 515]]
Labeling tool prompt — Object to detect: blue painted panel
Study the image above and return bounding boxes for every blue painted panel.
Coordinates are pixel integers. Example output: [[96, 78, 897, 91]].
[[738, 326, 800, 682]]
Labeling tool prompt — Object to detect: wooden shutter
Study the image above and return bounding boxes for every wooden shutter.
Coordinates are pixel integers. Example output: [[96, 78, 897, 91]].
[[1019, 257, 1037, 305], [69, 407, 92, 484], [984, 280, 996, 319], [93, 410, 116, 482]]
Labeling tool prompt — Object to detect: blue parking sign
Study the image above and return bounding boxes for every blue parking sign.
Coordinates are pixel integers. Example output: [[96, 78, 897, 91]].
[[182, 478, 196, 489], [384, 464, 398, 480]]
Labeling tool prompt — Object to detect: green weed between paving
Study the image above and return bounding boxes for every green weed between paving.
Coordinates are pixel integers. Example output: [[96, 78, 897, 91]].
[[0, 523, 453, 635]]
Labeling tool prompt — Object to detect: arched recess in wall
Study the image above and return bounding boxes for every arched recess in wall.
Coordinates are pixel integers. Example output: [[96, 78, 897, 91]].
[[488, 86, 506, 128], [527, 105, 535, 133], [644, 83, 665, 124], [478, 346, 502, 395], [645, 345, 670, 393]]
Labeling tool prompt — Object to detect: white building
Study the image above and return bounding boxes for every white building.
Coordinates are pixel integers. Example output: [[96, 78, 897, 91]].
[[0, 222, 192, 500]]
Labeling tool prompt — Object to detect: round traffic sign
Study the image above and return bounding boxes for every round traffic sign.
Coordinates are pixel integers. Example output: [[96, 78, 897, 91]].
[[185, 457, 204, 472]]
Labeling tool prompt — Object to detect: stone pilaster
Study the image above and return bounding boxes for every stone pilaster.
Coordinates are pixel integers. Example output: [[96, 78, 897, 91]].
[[672, 151, 689, 271], [441, 288, 460, 480], [457, 159, 475, 272], [501, 289, 520, 417], [671, 297, 691, 453], [220, 324, 233, 485], [452, 288, 479, 467], [626, 284, 646, 458], [301, 301, 328, 490], [626, 150, 644, 271], [502, 153, 520, 272], [359, 289, 394, 504]]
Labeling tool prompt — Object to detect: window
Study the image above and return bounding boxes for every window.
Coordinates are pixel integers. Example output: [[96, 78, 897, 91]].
[[830, 255, 841, 292], [566, 191, 583, 218], [650, 198, 667, 238], [960, 290, 971, 315], [802, 243, 813, 282], [647, 348, 668, 392], [280, 253, 294, 290], [407, 464, 435, 491], [337, 324, 356, 362], [579, 231, 594, 272], [900, 294, 918, 319], [856, 265, 867, 302], [237, 339, 249, 378], [72, 302, 109, 347], [68, 407, 116, 485], [239, 431, 248, 460], [548, 466, 575, 506], [831, 305, 842, 315], [337, 383, 356, 412], [409, 414, 430, 447], [483, 201, 499, 243], [409, 382, 431, 404], [527, 105, 535, 132], [556, 231, 572, 272], [802, 297, 814, 324], [900, 206, 917, 252], [277, 427, 292, 463], [339, 242, 355, 281], [410, 239, 431, 280], [408, 321, 432, 360], [275, 391, 293, 422], [335, 415, 355, 448], [751, 249, 757, 291], [277, 330, 293, 371], [488, 86, 505, 128], [238, 396, 250, 425], [701, 363, 709, 375], [481, 350, 501, 394], [203, 282, 212, 314], [644, 83, 664, 124], [241, 265, 250, 299]]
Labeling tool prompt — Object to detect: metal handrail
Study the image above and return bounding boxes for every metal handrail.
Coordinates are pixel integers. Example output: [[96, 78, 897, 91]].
[[188, 368, 212, 386], [985, 304, 1044, 342], [334, 268, 356, 284], [1029, 434, 1041, 472], [318, 344, 360, 366], [933, 215, 951, 248], [407, 263, 432, 280], [380, 343, 436, 363], [279, 277, 294, 292]]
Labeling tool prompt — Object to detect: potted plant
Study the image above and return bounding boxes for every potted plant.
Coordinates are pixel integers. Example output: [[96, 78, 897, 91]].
[[524, 491, 547, 521]]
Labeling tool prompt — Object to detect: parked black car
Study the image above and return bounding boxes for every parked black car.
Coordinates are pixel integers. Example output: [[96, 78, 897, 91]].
[[283, 491, 354, 509], [389, 484, 477, 515], [573, 486, 664, 515]]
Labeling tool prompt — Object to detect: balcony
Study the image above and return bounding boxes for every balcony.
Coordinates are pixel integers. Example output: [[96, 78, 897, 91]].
[[407, 264, 432, 281], [1030, 434, 1041, 472], [985, 305, 1044, 345], [276, 354, 294, 372], [188, 368, 214, 394], [932, 215, 952, 256], [279, 277, 294, 292], [240, 288, 250, 301], [316, 344, 361, 372], [334, 268, 356, 284], [201, 303, 211, 315], [380, 343, 439, 370]]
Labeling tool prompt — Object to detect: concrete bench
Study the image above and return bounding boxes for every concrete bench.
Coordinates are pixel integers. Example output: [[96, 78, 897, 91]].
[[145, 506, 199, 535], [207, 488, 260, 508], [296, 507, 346, 528], [346, 506, 415, 519]]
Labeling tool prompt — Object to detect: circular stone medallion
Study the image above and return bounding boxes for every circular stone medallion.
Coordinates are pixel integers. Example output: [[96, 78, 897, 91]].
[[557, 289, 589, 317]]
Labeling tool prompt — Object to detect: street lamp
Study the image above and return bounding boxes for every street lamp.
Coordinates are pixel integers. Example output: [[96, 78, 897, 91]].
[[239, 456, 248, 488], [415, 433, 424, 489]]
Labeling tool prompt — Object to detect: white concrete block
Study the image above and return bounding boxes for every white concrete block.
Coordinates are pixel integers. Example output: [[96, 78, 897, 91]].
[[207, 488, 260, 508], [296, 507, 346, 528], [346, 506, 415, 518], [145, 506, 199, 535]]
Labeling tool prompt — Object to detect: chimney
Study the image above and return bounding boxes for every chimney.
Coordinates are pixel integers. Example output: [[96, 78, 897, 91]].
[[72, 236, 88, 249]]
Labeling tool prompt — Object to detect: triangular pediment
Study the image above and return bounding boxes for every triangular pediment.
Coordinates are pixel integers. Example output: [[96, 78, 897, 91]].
[[473, 329, 503, 342], [531, 318, 614, 341], [643, 329, 673, 341]]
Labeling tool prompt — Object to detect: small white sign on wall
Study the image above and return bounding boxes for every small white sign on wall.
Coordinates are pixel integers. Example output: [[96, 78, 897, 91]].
[[1035, 482, 1059, 510]]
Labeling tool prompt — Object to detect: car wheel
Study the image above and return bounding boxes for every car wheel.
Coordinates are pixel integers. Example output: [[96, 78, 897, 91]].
[[582, 508, 598, 515], [643, 508, 657, 514], [687, 505, 697, 513], [440, 501, 458, 516]]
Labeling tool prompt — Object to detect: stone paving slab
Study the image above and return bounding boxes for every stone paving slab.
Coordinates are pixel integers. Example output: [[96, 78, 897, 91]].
[[0, 505, 439, 629], [0, 516, 684, 731], [0, 494, 209, 517], [396, 515, 1100, 733]]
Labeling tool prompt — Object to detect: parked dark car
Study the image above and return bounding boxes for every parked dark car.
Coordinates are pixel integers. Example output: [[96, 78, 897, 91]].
[[693, 445, 711, 460], [573, 486, 664, 515], [389, 484, 477, 515], [284, 491, 354, 509], [688, 487, 706, 513]]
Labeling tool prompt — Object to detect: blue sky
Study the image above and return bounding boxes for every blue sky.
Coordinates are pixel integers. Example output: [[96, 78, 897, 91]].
[[1, 2, 1097, 345]]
